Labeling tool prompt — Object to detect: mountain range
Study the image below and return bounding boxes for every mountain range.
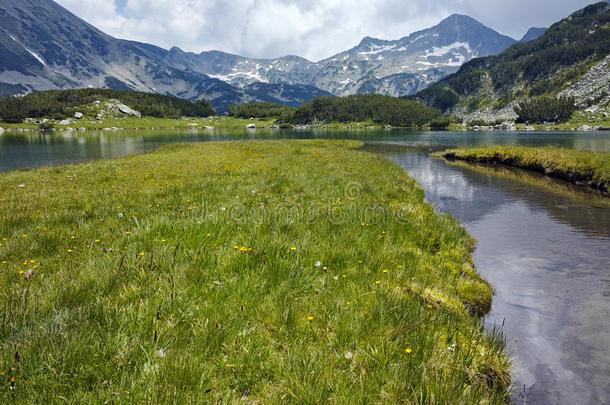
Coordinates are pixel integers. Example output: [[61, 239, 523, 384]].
[[0, 0, 545, 113], [414, 1, 610, 122]]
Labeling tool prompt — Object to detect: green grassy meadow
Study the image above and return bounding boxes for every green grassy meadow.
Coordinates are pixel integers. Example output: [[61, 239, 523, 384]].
[[0, 116, 279, 131], [0, 140, 509, 402], [436, 145, 610, 194]]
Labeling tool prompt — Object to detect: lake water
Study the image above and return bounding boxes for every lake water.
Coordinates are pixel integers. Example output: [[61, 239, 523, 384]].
[[1, 128, 609, 403]]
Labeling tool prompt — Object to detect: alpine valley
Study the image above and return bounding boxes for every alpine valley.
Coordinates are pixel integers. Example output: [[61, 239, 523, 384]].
[[0, 0, 532, 113]]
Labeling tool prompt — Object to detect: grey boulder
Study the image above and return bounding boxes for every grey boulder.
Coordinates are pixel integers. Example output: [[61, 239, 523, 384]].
[[116, 102, 142, 118]]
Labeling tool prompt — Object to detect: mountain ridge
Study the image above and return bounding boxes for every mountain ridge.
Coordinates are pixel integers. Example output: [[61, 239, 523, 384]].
[[1, 0, 519, 112], [0, 0, 332, 113], [185, 13, 517, 96], [413, 1, 610, 122], [519, 27, 547, 42]]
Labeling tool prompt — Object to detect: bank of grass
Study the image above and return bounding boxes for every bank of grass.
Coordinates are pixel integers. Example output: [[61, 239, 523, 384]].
[[542, 110, 610, 130], [513, 110, 610, 131], [0, 116, 278, 131], [0, 140, 509, 402], [445, 159, 610, 206], [435, 145, 610, 194]]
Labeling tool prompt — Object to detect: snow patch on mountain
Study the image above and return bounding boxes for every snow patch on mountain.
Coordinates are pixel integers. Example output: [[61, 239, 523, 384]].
[[425, 42, 471, 57], [8, 34, 46, 66], [358, 44, 397, 56]]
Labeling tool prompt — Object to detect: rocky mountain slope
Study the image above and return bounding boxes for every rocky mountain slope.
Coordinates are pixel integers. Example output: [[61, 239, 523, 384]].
[[414, 2, 610, 122], [0, 0, 523, 112], [519, 27, 547, 42], [0, 0, 330, 113], [171, 14, 517, 97]]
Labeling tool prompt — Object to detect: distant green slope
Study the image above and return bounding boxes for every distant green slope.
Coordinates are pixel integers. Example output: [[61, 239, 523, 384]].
[[414, 2, 610, 117], [288, 94, 441, 127], [0, 89, 216, 123]]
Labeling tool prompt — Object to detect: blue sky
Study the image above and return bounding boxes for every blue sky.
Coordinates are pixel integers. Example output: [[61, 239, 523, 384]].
[[114, 0, 127, 13], [55, 0, 602, 61]]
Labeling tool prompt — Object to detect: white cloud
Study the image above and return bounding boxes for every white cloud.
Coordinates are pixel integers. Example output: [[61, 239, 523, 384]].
[[54, 0, 598, 61]]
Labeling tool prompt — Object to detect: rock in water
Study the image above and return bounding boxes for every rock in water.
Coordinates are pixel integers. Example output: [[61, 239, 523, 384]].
[[500, 122, 516, 131], [116, 103, 142, 118], [246, 124, 256, 129], [0, 127, 4, 134], [74, 112, 83, 119]]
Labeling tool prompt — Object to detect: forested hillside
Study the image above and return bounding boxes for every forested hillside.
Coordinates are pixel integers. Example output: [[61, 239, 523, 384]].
[[227, 102, 295, 119], [288, 94, 440, 126], [0, 89, 215, 123]]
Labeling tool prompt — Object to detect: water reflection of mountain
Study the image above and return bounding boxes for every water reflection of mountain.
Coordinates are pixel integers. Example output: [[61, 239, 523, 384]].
[[383, 150, 610, 238]]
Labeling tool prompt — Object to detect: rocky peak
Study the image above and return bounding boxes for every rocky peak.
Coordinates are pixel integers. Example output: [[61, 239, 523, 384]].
[[520, 27, 547, 42], [436, 14, 483, 29]]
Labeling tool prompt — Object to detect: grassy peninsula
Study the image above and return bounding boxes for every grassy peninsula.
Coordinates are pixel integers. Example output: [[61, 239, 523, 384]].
[[436, 146, 610, 194], [0, 140, 509, 402]]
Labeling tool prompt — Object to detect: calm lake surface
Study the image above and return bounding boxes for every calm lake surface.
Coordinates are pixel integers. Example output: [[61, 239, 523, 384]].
[[1, 128, 609, 404]]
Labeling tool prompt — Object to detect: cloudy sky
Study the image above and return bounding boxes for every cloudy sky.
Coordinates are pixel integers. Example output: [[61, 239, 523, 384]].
[[55, 0, 600, 61]]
